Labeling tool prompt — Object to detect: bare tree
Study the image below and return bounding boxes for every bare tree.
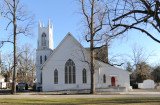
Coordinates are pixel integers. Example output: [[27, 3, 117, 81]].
[[135, 62, 151, 82], [1, 44, 36, 89], [111, 0, 160, 43], [126, 45, 153, 84], [0, 0, 34, 94], [3, 53, 13, 83], [17, 44, 36, 86], [126, 62, 132, 72], [78, 0, 117, 94], [129, 45, 152, 70]]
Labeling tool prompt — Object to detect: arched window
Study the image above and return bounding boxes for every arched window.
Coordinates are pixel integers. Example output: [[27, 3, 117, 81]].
[[45, 55, 47, 61], [65, 59, 76, 84], [40, 56, 42, 64], [103, 74, 106, 83], [41, 33, 46, 46], [82, 69, 87, 83], [54, 69, 58, 84]]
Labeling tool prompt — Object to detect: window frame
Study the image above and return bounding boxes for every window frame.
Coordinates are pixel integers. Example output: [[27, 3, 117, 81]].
[[40, 56, 42, 64], [45, 55, 47, 61], [82, 68, 87, 84], [41, 33, 46, 46], [103, 74, 106, 83], [65, 59, 76, 84], [40, 72, 42, 84], [54, 69, 58, 84]]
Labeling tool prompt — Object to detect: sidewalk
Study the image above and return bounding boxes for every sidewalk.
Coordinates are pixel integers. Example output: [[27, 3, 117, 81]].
[[15, 90, 160, 96], [0, 89, 160, 98]]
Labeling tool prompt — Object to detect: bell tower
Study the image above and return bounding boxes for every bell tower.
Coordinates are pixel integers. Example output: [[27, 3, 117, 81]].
[[38, 19, 54, 50], [36, 19, 54, 90]]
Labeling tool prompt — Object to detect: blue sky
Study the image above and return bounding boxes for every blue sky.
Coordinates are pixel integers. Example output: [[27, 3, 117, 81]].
[[0, 0, 160, 67]]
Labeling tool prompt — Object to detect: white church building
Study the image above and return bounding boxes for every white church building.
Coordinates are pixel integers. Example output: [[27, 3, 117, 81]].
[[36, 20, 131, 92]]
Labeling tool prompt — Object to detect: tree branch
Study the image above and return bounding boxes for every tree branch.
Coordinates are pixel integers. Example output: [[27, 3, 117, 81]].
[[113, 10, 148, 21], [85, 35, 91, 42], [0, 40, 14, 48], [114, 24, 160, 43], [81, 0, 90, 28], [5, 21, 12, 31], [4, 0, 13, 15]]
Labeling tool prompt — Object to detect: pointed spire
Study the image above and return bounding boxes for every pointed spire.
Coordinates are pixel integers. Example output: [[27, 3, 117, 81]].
[[42, 23, 44, 27], [51, 21, 53, 29], [39, 19, 41, 27], [48, 18, 50, 27]]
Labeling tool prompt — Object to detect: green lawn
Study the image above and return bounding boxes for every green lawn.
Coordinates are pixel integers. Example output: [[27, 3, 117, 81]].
[[0, 97, 160, 105]]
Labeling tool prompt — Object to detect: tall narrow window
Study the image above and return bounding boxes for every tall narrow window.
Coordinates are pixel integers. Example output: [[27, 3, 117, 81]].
[[65, 59, 76, 84], [69, 66, 72, 83], [82, 69, 87, 83], [40, 72, 42, 84], [103, 74, 106, 83], [54, 69, 58, 84], [40, 56, 42, 64], [41, 33, 46, 46], [45, 55, 47, 61], [65, 66, 68, 84], [73, 66, 76, 83]]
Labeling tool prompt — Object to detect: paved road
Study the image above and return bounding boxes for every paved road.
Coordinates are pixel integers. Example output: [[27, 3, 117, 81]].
[[0, 93, 160, 98], [0, 94, 160, 98]]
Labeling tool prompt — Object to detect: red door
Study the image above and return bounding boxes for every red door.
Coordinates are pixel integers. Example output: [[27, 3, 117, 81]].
[[111, 77, 116, 86]]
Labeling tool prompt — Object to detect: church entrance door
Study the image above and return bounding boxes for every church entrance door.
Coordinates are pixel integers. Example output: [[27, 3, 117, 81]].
[[111, 77, 116, 86]]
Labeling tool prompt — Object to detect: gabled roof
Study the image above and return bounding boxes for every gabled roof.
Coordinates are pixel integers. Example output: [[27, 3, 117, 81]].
[[40, 32, 86, 69], [40, 32, 127, 73], [96, 60, 130, 73]]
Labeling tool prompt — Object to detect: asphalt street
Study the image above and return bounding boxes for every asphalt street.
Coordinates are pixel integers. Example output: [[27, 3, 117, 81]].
[[0, 94, 160, 98], [0, 89, 160, 98]]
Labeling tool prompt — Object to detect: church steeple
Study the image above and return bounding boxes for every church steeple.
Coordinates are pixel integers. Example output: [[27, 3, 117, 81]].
[[38, 19, 54, 50], [39, 19, 41, 27], [48, 18, 50, 28], [51, 21, 53, 29], [36, 19, 54, 88]]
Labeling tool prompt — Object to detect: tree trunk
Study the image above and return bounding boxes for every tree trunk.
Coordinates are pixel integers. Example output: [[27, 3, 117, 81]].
[[12, 0, 17, 94], [25, 51, 27, 84], [90, 0, 95, 94], [90, 41, 95, 94], [31, 69, 33, 87]]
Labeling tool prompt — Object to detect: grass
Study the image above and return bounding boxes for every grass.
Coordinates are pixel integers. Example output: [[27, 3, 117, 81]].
[[0, 97, 160, 105]]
